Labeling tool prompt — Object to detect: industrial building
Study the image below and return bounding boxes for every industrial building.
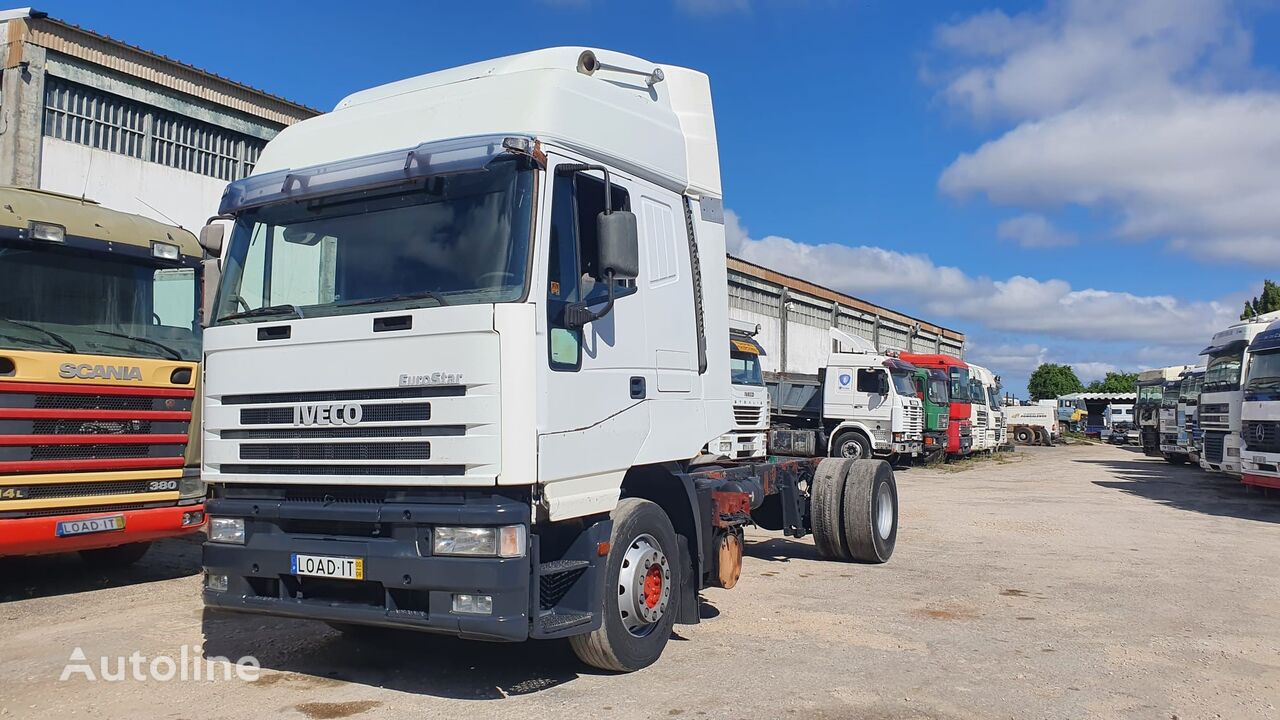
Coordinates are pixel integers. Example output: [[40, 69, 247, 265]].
[[0, 7, 318, 230]]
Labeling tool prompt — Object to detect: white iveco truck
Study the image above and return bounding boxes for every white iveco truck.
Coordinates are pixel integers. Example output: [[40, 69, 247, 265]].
[[968, 363, 1005, 451], [766, 328, 924, 461], [1198, 313, 1280, 475], [197, 48, 899, 672], [705, 319, 768, 460], [1239, 319, 1280, 489]]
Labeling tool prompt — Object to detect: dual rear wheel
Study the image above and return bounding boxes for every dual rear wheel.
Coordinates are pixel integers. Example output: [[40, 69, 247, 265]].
[[811, 458, 898, 563]]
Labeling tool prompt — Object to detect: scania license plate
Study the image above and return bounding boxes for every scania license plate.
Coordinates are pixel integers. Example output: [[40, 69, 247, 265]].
[[291, 554, 364, 581], [56, 515, 125, 537]]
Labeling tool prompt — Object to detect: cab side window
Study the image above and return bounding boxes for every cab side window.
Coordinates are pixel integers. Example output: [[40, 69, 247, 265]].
[[546, 170, 631, 371]]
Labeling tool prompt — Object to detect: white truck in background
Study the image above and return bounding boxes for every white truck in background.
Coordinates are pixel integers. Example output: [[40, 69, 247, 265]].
[[1198, 312, 1280, 474], [1105, 403, 1138, 445], [767, 328, 924, 461], [196, 48, 901, 673], [1004, 404, 1057, 445], [966, 363, 1003, 452], [1239, 320, 1280, 489], [1136, 366, 1189, 457], [705, 319, 768, 460]]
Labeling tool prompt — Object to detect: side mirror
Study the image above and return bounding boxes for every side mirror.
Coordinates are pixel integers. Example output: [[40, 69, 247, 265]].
[[200, 257, 221, 329], [879, 374, 891, 396], [597, 210, 639, 280], [198, 223, 225, 256]]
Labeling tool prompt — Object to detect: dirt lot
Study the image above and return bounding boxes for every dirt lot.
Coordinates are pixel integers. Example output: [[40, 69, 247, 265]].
[[3, 443, 1279, 719]]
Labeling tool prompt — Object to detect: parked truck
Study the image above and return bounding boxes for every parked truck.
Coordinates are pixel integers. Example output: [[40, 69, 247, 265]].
[[1004, 404, 1056, 445], [899, 353, 973, 459], [969, 364, 1005, 451], [1157, 376, 1191, 464], [1198, 313, 1280, 474], [197, 48, 900, 672], [705, 320, 768, 460], [767, 328, 924, 461], [1136, 368, 1187, 457], [1179, 369, 1205, 463], [1239, 320, 1280, 488], [0, 187, 207, 564], [910, 366, 950, 463]]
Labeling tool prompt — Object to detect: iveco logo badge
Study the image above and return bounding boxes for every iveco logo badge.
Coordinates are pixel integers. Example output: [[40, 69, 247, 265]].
[[293, 403, 363, 426], [59, 363, 143, 381]]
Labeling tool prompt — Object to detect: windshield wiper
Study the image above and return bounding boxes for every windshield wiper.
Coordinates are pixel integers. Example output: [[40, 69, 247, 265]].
[[90, 329, 183, 361], [337, 290, 450, 308], [217, 304, 306, 323], [0, 318, 76, 353]]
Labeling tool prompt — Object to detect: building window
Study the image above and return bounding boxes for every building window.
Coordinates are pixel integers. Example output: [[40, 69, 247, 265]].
[[43, 78, 267, 182]]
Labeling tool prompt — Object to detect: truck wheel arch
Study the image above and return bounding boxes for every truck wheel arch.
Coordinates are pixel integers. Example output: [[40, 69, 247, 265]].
[[619, 464, 702, 625], [828, 424, 873, 459]]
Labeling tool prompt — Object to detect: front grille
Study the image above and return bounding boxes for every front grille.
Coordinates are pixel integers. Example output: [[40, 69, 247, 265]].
[[222, 425, 464, 440], [240, 403, 432, 425], [1204, 432, 1226, 463], [733, 405, 766, 427], [222, 386, 462, 405], [1242, 421, 1280, 453], [239, 442, 431, 461], [32, 395, 176, 411], [220, 464, 463, 476], [1201, 404, 1229, 415], [0, 501, 164, 519], [29, 444, 155, 460], [13, 480, 172, 500]]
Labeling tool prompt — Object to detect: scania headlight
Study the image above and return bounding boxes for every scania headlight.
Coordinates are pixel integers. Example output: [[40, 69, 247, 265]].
[[432, 525, 526, 558], [179, 468, 205, 499], [209, 517, 245, 544]]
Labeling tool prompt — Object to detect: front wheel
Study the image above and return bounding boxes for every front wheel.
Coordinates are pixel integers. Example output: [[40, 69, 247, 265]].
[[832, 431, 870, 459], [570, 499, 679, 672]]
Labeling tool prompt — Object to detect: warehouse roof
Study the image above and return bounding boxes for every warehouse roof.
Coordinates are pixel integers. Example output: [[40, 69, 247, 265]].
[[1059, 392, 1137, 402]]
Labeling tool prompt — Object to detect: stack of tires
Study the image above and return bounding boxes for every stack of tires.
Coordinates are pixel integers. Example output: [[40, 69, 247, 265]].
[[810, 458, 898, 563]]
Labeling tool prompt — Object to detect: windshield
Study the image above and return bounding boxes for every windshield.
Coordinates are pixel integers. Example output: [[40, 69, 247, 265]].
[[1246, 351, 1280, 395], [970, 379, 988, 407], [1204, 352, 1243, 394], [1179, 377, 1202, 402], [891, 370, 916, 397], [927, 370, 949, 405], [214, 157, 535, 323], [0, 241, 199, 361], [1161, 383, 1180, 408], [730, 350, 764, 386], [987, 386, 1001, 408], [949, 367, 972, 402], [1137, 384, 1163, 403]]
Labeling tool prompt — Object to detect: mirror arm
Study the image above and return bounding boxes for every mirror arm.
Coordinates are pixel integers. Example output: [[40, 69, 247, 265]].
[[564, 271, 617, 329]]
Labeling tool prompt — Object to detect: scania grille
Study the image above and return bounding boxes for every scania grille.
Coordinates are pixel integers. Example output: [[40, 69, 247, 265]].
[[0, 381, 191, 474], [215, 386, 470, 478], [905, 407, 923, 436], [0, 500, 167, 519], [1204, 432, 1226, 463], [1242, 421, 1280, 453]]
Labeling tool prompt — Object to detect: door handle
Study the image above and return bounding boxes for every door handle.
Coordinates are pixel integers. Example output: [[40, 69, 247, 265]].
[[630, 376, 646, 400]]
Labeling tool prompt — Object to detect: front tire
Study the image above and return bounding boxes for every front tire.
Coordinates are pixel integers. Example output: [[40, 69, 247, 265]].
[[570, 499, 679, 672], [832, 431, 870, 459], [79, 542, 151, 568], [1013, 426, 1034, 445]]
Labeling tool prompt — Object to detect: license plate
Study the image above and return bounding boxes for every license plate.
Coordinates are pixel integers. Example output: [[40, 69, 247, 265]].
[[56, 515, 125, 537], [1255, 456, 1267, 464], [291, 554, 364, 581]]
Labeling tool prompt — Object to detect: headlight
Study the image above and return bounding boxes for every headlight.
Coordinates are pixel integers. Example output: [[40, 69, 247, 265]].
[[179, 469, 205, 499], [939, 416, 949, 430], [893, 432, 905, 441], [1227, 447, 1240, 457], [209, 517, 245, 544], [433, 525, 526, 558]]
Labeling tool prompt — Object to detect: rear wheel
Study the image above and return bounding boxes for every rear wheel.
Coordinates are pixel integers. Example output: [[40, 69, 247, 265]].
[[811, 459, 852, 561], [842, 460, 897, 563], [1013, 426, 1034, 445], [79, 542, 150, 568], [570, 499, 679, 672]]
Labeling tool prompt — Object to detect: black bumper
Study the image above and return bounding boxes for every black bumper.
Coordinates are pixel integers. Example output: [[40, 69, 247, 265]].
[[203, 488, 541, 642]]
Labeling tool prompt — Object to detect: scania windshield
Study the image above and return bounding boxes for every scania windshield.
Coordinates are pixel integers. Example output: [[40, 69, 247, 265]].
[[891, 370, 916, 397], [1204, 352, 1244, 394], [214, 153, 536, 324], [949, 367, 973, 403], [927, 369, 949, 405], [0, 241, 199, 360]]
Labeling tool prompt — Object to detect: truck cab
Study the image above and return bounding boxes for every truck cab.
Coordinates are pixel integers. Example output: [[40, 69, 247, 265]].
[[969, 364, 1005, 450], [899, 353, 972, 458], [1158, 377, 1189, 464], [706, 322, 768, 460], [1240, 320, 1280, 488], [819, 330, 924, 460], [1105, 403, 1137, 444], [1198, 314, 1280, 474], [911, 366, 950, 462], [0, 187, 207, 564], [1135, 369, 1181, 457]]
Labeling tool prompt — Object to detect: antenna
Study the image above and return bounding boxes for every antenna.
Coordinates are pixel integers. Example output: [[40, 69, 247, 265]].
[[135, 196, 181, 228]]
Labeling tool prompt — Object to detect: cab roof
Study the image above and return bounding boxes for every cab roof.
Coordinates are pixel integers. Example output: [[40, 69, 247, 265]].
[[0, 186, 199, 257]]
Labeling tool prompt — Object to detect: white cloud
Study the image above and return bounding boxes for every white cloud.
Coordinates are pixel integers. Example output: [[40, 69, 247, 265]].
[[1068, 361, 1119, 383], [997, 213, 1077, 248], [727, 211, 1237, 346], [932, 0, 1280, 264]]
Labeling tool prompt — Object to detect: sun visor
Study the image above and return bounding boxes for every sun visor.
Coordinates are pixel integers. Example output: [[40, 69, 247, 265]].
[[730, 336, 765, 356], [1249, 327, 1280, 354], [1199, 339, 1247, 357]]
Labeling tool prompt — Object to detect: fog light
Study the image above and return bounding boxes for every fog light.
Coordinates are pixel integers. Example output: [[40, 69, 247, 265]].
[[205, 573, 228, 592], [182, 510, 205, 527], [1228, 447, 1240, 457], [209, 517, 245, 544], [452, 593, 493, 615]]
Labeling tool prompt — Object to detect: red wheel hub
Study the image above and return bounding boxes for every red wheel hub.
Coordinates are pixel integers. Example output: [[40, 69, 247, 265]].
[[642, 564, 664, 609]]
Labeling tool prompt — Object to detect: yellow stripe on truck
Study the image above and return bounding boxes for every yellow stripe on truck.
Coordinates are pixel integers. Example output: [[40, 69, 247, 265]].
[[0, 468, 184, 486], [0, 350, 196, 389], [0, 491, 181, 511]]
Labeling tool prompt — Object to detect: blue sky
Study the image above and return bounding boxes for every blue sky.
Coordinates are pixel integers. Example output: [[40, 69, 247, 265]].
[[38, 0, 1280, 395]]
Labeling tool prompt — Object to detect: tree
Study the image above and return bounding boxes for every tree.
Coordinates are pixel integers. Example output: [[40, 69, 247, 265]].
[[1085, 371, 1139, 393], [1241, 279, 1280, 320], [1027, 363, 1084, 401]]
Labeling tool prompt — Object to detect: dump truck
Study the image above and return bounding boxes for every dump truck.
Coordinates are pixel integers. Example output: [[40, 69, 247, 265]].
[[766, 328, 924, 461], [0, 187, 206, 564], [197, 48, 900, 672]]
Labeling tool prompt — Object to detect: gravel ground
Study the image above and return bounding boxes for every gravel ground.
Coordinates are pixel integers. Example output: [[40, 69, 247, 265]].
[[2, 443, 1279, 719]]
